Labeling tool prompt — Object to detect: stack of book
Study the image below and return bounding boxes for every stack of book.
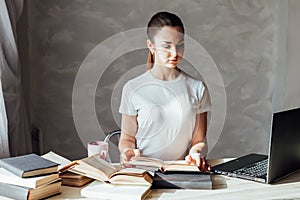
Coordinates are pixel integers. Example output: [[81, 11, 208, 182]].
[[42, 151, 94, 187], [0, 153, 62, 200]]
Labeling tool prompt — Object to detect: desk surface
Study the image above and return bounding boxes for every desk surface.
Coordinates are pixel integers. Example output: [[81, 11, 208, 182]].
[[1, 159, 300, 199], [50, 159, 300, 200]]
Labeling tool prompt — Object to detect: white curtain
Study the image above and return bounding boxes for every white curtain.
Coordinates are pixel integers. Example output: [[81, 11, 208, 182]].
[[0, 74, 9, 158], [0, 0, 31, 157]]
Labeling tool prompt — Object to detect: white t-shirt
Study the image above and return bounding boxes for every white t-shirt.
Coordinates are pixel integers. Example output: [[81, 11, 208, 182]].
[[119, 70, 211, 160]]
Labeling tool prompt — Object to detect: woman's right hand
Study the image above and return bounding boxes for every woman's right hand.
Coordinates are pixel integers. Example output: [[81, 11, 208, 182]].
[[120, 148, 140, 167]]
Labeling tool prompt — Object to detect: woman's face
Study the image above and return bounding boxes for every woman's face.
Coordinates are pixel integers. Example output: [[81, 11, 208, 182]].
[[149, 26, 184, 69]]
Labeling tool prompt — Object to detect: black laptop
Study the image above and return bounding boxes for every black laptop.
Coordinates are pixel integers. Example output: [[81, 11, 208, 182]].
[[212, 107, 300, 183]]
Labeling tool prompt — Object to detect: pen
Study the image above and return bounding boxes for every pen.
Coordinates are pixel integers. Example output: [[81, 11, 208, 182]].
[[59, 160, 78, 173]]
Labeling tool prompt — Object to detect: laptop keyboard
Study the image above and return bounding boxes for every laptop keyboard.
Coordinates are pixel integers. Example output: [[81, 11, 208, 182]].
[[233, 159, 268, 177]]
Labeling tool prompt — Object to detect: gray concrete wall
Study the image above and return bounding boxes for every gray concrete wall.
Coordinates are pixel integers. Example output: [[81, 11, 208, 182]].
[[25, 0, 297, 161], [284, 0, 300, 110]]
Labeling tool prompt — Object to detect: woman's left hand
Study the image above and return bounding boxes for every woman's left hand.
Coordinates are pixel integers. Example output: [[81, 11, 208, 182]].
[[185, 153, 211, 172]]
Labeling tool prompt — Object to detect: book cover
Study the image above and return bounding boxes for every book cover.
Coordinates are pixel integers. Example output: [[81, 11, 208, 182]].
[[72, 154, 153, 185], [151, 171, 212, 189], [0, 154, 59, 178], [0, 180, 61, 200], [81, 181, 152, 200], [0, 167, 59, 188]]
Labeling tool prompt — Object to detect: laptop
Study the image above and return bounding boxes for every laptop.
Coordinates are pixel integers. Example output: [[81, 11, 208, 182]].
[[212, 107, 300, 183]]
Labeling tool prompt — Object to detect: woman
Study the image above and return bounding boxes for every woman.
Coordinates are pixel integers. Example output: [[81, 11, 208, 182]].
[[118, 11, 211, 171]]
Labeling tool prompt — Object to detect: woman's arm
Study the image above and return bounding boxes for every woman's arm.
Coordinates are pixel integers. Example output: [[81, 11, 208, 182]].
[[118, 114, 140, 162], [190, 112, 208, 156], [185, 112, 210, 171]]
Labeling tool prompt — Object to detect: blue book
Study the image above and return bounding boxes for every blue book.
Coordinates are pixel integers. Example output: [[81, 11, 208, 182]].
[[0, 154, 58, 178]]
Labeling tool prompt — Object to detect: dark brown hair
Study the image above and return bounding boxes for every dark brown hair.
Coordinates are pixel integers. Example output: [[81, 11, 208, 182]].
[[146, 11, 184, 69]]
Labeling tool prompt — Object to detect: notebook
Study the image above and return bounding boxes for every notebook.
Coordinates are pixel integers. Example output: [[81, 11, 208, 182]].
[[212, 107, 300, 183]]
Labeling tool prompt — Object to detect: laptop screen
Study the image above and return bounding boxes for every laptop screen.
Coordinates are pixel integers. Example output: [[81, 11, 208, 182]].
[[267, 107, 300, 183]]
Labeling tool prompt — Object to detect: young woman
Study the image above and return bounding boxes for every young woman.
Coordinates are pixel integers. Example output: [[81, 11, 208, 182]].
[[118, 11, 211, 171]]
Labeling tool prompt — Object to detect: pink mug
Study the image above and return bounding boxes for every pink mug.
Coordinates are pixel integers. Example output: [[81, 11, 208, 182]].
[[87, 141, 109, 161]]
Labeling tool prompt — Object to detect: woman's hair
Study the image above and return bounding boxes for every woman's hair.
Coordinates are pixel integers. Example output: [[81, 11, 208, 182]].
[[146, 11, 184, 69]]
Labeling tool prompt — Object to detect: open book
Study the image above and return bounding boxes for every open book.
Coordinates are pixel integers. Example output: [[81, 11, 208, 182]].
[[71, 154, 153, 186], [41, 151, 94, 187], [125, 157, 201, 172]]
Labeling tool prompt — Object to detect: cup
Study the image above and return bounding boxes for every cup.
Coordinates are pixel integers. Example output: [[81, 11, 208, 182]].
[[87, 141, 109, 161]]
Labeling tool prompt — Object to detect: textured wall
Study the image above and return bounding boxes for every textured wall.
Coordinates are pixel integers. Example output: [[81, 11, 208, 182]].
[[284, 0, 300, 109], [27, 0, 283, 160]]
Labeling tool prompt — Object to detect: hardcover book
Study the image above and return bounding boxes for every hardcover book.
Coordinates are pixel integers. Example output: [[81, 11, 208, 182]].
[[59, 171, 93, 187], [0, 180, 61, 200], [0, 154, 58, 178], [81, 180, 152, 200], [151, 171, 212, 189], [0, 167, 59, 188]]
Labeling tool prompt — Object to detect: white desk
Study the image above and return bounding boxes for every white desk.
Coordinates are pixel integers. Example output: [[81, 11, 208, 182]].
[[50, 159, 300, 200]]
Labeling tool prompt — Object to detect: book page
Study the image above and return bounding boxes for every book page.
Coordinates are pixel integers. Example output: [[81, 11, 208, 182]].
[[112, 168, 152, 179], [109, 174, 152, 186], [59, 171, 86, 179], [115, 167, 147, 174], [164, 161, 200, 172], [163, 164, 199, 171], [126, 157, 165, 168], [126, 157, 200, 172], [42, 151, 71, 171], [79, 154, 117, 178], [70, 164, 107, 181]]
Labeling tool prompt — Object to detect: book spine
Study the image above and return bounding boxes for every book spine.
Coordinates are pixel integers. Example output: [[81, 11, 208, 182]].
[[0, 182, 29, 199], [0, 160, 24, 177]]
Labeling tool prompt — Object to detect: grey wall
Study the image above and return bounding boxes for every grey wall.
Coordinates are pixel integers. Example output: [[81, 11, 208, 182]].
[[284, 0, 300, 109], [24, 0, 298, 160]]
